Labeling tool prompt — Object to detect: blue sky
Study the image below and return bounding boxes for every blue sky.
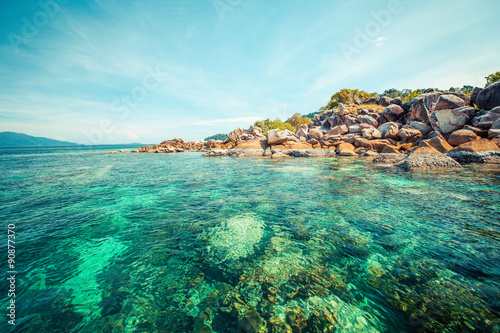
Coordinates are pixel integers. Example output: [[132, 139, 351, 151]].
[[0, 0, 499, 144]]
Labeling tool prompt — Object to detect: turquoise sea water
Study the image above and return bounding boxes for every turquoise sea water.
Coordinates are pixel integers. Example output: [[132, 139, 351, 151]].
[[1, 147, 499, 332]]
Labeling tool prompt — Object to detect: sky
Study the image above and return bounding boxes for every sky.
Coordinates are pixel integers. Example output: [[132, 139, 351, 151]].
[[0, 0, 499, 144]]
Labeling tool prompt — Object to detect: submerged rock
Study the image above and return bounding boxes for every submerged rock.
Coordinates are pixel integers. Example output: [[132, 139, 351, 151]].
[[372, 153, 406, 164], [203, 150, 229, 157], [395, 147, 462, 171], [447, 151, 500, 164]]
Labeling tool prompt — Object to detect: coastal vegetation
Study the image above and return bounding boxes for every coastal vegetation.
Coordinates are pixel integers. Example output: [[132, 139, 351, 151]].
[[204, 133, 228, 141], [486, 71, 500, 86]]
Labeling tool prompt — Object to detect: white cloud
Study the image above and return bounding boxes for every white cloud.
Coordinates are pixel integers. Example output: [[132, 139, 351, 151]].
[[193, 116, 261, 126], [372, 37, 386, 47], [126, 130, 139, 140]]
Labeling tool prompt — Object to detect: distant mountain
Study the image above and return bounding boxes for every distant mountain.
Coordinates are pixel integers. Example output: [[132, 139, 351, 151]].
[[0, 132, 79, 147]]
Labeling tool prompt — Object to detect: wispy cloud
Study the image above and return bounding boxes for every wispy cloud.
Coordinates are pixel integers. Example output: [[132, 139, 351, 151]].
[[1, 0, 499, 143], [372, 37, 386, 47]]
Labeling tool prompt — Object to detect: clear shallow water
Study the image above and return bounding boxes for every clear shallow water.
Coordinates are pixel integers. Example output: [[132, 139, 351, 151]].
[[0, 148, 499, 333]]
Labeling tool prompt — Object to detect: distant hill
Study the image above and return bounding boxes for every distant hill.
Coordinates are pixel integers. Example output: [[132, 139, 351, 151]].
[[0, 132, 79, 147]]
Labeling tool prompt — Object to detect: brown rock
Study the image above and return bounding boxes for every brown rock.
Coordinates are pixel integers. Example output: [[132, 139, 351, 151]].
[[266, 129, 297, 145], [411, 92, 442, 123], [358, 115, 378, 127], [227, 128, 245, 143], [407, 120, 432, 135], [337, 142, 356, 156], [453, 138, 500, 152], [463, 125, 488, 138], [473, 106, 500, 129], [288, 142, 313, 150], [429, 107, 475, 134], [309, 128, 324, 141], [382, 105, 405, 122], [295, 125, 309, 138], [397, 127, 422, 142], [448, 129, 480, 146], [233, 138, 268, 150], [426, 136, 454, 153], [378, 96, 392, 107], [378, 122, 399, 139], [329, 125, 348, 135], [381, 145, 400, 154], [410, 146, 443, 155], [434, 94, 465, 110], [354, 138, 374, 150], [476, 81, 500, 110]]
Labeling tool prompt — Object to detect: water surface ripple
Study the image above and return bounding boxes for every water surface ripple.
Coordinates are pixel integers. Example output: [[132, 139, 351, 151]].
[[1, 147, 499, 332]]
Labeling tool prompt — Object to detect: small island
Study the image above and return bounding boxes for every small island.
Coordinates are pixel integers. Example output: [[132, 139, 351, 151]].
[[132, 77, 500, 171]]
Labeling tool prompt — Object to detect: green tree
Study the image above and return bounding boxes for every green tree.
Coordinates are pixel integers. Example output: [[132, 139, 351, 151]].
[[254, 118, 295, 134], [286, 113, 311, 129], [381, 88, 401, 99], [325, 89, 377, 109], [486, 71, 500, 86], [204, 133, 227, 141]]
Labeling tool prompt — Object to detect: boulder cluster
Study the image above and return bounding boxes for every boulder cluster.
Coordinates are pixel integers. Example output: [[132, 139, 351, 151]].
[[135, 83, 500, 171]]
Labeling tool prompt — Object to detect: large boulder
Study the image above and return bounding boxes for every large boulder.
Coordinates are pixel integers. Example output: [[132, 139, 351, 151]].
[[429, 106, 475, 134], [365, 97, 380, 105], [374, 115, 386, 127], [266, 129, 297, 145], [472, 106, 500, 129], [447, 151, 500, 164], [407, 120, 432, 135], [452, 138, 500, 152], [390, 97, 403, 105], [382, 104, 405, 122], [343, 115, 358, 127], [358, 115, 378, 127], [463, 125, 488, 138], [308, 128, 324, 141], [227, 128, 245, 143], [348, 125, 362, 133], [329, 125, 349, 135], [362, 127, 382, 140], [248, 126, 264, 138], [470, 87, 483, 106], [425, 136, 454, 153], [397, 127, 422, 142], [488, 118, 500, 139], [411, 92, 442, 123], [337, 142, 356, 156], [395, 147, 462, 171], [434, 94, 465, 110], [233, 138, 268, 150], [377, 122, 399, 139], [378, 96, 392, 107], [448, 129, 480, 146], [295, 125, 309, 138], [326, 115, 344, 128], [476, 81, 500, 110]]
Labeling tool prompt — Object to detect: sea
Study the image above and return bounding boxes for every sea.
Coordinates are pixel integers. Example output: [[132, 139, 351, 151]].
[[0, 146, 499, 332]]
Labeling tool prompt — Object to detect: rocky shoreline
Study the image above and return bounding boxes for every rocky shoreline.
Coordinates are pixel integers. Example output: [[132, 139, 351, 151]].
[[130, 82, 500, 171]]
